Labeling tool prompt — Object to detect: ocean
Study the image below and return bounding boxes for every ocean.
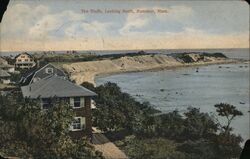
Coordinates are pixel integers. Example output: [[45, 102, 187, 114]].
[[95, 48, 249, 144], [1, 48, 249, 143]]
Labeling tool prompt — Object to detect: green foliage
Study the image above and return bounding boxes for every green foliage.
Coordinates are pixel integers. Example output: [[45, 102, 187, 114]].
[[213, 103, 243, 159], [117, 136, 185, 159], [170, 52, 227, 63], [82, 82, 243, 159], [215, 103, 243, 133], [214, 132, 243, 159], [134, 108, 218, 142], [81, 82, 157, 133], [0, 91, 103, 159], [153, 110, 185, 139], [177, 139, 218, 159], [181, 107, 218, 141], [40, 51, 150, 63]]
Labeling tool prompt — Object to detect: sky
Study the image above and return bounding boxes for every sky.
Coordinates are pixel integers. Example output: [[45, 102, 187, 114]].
[[0, 0, 249, 51]]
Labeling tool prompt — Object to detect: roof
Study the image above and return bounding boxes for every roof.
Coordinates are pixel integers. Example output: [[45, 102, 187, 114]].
[[0, 69, 11, 77], [0, 64, 15, 68], [0, 57, 8, 65], [0, 57, 14, 68], [15, 52, 33, 59], [21, 76, 97, 98], [21, 63, 47, 78], [20, 63, 67, 85]]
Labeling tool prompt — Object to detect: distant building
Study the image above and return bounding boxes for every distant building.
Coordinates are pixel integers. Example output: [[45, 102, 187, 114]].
[[0, 57, 15, 73], [21, 76, 97, 138], [0, 69, 11, 84], [19, 63, 67, 85], [15, 52, 36, 69]]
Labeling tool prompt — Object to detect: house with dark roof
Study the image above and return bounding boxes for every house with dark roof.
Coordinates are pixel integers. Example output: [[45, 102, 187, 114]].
[[21, 75, 97, 138], [20, 63, 67, 86], [0, 69, 11, 84], [15, 52, 36, 69]]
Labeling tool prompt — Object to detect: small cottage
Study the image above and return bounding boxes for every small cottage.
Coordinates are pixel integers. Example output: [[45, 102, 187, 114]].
[[0, 57, 15, 73], [0, 69, 11, 84], [15, 52, 36, 69]]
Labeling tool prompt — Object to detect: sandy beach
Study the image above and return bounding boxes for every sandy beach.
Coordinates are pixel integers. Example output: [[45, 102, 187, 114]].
[[62, 54, 245, 85]]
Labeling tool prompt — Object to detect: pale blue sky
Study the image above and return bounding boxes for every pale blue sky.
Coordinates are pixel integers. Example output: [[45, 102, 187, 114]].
[[0, 0, 249, 51]]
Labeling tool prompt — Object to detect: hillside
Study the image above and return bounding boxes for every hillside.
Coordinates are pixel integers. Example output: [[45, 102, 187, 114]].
[[62, 53, 236, 84]]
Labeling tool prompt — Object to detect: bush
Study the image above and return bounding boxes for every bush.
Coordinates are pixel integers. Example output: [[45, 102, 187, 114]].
[[0, 91, 103, 159]]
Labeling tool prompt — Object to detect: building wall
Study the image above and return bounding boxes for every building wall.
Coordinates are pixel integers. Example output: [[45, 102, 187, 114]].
[[70, 96, 92, 138], [0, 67, 15, 73], [15, 53, 35, 69], [40, 96, 93, 139], [7, 67, 15, 73], [1, 78, 10, 84], [16, 53, 33, 63]]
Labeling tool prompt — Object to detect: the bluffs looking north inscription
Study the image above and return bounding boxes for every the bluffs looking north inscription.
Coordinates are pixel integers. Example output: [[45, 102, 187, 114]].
[[81, 8, 168, 14]]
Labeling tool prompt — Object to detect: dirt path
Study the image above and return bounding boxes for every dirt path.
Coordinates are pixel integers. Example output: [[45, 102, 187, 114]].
[[92, 133, 128, 159]]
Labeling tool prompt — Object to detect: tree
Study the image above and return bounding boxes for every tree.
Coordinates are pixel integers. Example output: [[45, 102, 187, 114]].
[[80, 82, 244, 159], [214, 103, 243, 134], [182, 107, 218, 141], [120, 136, 185, 159], [82, 82, 156, 133], [0, 91, 103, 159], [214, 103, 243, 159]]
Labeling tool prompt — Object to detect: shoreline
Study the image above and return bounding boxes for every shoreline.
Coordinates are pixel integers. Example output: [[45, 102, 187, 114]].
[[95, 60, 246, 77], [62, 53, 249, 85], [93, 59, 248, 85]]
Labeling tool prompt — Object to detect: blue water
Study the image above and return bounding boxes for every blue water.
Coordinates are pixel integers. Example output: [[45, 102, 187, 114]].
[[96, 62, 250, 144], [1, 48, 249, 143]]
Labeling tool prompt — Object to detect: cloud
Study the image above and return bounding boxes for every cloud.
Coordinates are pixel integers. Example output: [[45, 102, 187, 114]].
[[28, 10, 85, 40], [81, 21, 112, 33], [119, 5, 194, 35], [1, 4, 49, 39], [0, 2, 248, 51], [1, 3, 111, 41], [119, 11, 151, 35]]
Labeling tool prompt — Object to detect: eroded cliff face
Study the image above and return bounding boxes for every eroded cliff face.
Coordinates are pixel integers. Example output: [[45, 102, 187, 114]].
[[62, 53, 230, 85]]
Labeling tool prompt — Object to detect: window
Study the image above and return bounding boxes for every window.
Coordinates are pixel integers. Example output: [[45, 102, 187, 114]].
[[21, 55, 25, 58], [46, 68, 53, 74], [71, 117, 85, 131], [41, 98, 51, 109], [70, 97, 84, 108], [25, 59, 28, 62], [18, 59, 21, 62], [74, 97, 81, 108], [72, 118, 81, 130]]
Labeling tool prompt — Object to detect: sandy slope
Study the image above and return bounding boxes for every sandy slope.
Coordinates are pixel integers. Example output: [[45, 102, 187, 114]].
[[62, 54, 238, 85]]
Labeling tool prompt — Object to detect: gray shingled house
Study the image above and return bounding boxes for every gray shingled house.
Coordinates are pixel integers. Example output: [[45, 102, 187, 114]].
[[20, 63, 67, 86], [21, 75, 97, 138]]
